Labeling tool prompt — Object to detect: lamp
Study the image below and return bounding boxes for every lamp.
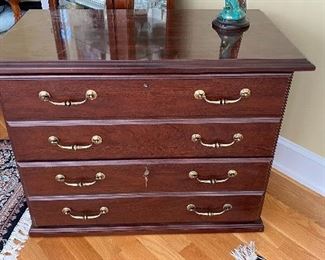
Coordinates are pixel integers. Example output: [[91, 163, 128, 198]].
[[212, 0, 250, 31]]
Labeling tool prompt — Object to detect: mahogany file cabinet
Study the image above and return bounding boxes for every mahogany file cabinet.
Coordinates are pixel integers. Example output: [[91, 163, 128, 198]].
[[0, 9, 314, 236]]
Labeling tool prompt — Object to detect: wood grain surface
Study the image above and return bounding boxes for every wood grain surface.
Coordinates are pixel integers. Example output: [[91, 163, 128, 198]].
[[19, 192, 325, 260], [18, 158, 272, 196], [0, 110, 8, 140], [268, 169, 325, 227], [28, 195, 263, 227], [8, 119, 280, 161], [0, 74, 290, 120]]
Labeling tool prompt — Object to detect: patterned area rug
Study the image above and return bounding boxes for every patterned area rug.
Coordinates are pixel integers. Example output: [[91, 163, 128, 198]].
[[0, 141, 27, 252]]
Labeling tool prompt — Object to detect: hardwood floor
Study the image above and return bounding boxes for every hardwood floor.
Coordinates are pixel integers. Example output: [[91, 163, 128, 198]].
[[268, 169, 325, 227], [0, 110, 8, 140], [19, 193, 325, 260]]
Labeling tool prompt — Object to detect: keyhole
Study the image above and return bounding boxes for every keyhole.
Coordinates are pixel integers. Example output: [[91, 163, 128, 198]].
[[143, 167, 150, 188]]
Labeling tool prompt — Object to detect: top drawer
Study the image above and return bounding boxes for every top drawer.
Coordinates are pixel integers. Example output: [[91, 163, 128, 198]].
[[0, 74, 290, 120]]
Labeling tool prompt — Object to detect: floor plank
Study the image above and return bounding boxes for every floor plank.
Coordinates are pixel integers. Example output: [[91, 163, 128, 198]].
[[268, 169, 325, 227], [136, 235, 184, 260], [85, 236, 122, 259], [180, 242, 212, 260], [0, 110, 8, 140], [19, 193, 325, 260], [262, 195, 325, 259]]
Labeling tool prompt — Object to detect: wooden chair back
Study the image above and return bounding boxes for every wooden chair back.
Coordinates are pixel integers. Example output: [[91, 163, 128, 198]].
[[107, 0, 134, 9]]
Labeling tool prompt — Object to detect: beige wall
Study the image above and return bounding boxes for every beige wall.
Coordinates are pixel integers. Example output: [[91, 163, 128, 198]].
[[176, 0, 325, 157]]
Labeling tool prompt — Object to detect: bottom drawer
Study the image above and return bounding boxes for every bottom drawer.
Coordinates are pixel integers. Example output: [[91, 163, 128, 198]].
[[29, 195, 263, 227]]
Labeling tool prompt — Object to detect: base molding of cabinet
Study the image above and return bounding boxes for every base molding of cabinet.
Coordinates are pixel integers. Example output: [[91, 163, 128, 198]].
[[30, 220, 264, 236]]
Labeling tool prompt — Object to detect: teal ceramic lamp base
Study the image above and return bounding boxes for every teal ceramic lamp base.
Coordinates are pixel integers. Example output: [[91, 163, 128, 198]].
[[212, 0, 250, 31], [212, 17, 250, 31]]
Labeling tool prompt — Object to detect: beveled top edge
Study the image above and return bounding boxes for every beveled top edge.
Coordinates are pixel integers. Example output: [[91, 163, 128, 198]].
[[0, 59, 315, 75]]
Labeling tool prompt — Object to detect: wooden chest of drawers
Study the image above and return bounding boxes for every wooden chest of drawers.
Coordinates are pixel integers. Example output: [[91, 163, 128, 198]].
[[0, 9, 314, 236]]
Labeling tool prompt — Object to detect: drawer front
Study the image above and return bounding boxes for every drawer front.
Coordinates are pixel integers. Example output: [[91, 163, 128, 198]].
[[9, 119, 280, 161], [19, 158, 271, 196], [29, 195, 263, 227], [0, 75, 290, 120]]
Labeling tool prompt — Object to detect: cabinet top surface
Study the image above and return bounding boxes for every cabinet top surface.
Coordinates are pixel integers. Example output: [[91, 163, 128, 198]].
[[0, 9, 314, 74]]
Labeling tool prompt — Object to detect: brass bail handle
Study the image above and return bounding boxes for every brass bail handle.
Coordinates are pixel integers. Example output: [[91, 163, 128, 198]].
[[48, 135, 103, 151], [189, 170, 238, 184], [194, 88, 251, 105], [192, 133, 243, 148], [39, 90, 97, 106], [55, 172, 106, 187], [187, 203, 232, 217], [62, 207, 109, 220]]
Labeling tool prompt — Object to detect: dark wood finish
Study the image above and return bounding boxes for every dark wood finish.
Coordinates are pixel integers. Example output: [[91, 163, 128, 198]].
[[28, 195, 263, 227], [107, 0, 134, 9], [7, 0, 21, 21], [0, 10, 315, 75], [0, 60, 314, 75], [8, 119, 280, 161], [19, 158, 272, 196], [167, 0, 174, 9], [107, 10, 136, 60], [29, 220, 264, 236], [50, 11, 67, 60], [0, 74, 291, 120], [0, 9, 315, 236], [48, 0, 59, 10]]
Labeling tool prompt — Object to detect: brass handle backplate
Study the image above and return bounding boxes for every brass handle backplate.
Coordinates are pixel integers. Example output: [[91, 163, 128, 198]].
[[39, 90, 97, 106], [55, 172, 105, 187], [194, 88, 251, 105], [62, 207, 109, 220], [48, 135, 102, 151], [189, 170, 237, 184], [192, 133, 243, 148], [187, 203, 232, 216]]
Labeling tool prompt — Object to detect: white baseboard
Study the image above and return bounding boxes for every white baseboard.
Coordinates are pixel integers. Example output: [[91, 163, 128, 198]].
[[273, 136, 325, 196], [40, 0, 49, 9]]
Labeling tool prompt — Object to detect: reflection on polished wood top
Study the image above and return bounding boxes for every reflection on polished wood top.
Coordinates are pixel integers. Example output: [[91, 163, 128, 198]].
[[0, 9, 314, 74]]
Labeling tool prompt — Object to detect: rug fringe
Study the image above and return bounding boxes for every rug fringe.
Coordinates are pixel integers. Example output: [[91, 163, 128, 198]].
[[0, 209, 31, 260], [231, 241, 265, 260]]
